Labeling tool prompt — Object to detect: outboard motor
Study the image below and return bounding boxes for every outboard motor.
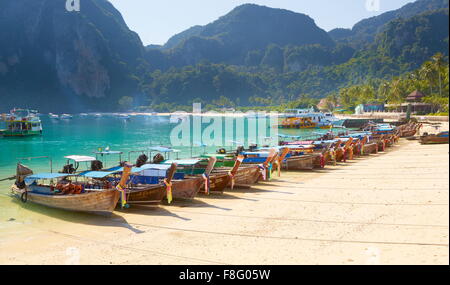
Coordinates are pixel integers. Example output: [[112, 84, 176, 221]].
[[91, 160, 103, 171], [136, 154, 148, 167], [235, 146, 244, 156], [152, 153, 165, 164], [15, 163, 33, 189], [62, 164, 76, 174], [249, 144, 258, 152]]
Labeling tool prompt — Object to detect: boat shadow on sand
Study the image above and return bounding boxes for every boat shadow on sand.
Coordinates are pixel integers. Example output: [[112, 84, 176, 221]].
[[215, 185, 295, 195], [8, 196, 188, 234], [163, 197, 236, 211]]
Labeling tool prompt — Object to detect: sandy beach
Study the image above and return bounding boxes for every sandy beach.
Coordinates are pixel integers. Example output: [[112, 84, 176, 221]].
[[0, 134, 448, 265]]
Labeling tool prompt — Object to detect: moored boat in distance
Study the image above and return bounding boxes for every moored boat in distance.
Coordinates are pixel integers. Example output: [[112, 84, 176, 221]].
[[0, 108, 43, 137], [60, 114, 73, 120], [279, 108, 335, 129]]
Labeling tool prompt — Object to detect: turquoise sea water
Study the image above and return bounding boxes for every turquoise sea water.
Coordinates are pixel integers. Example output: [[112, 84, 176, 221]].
[[0, 114, 341, 224]]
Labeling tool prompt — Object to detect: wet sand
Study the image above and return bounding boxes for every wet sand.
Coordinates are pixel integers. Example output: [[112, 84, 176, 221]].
[[0, 139, 448, 265]]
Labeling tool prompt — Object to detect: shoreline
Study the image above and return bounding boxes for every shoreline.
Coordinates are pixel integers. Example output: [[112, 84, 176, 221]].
[[0, 138, 448, 265]]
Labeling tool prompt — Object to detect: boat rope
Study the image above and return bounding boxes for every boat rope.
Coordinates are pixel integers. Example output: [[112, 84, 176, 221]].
[[167, 209, 449, 228], [125, 222, 449, 247]]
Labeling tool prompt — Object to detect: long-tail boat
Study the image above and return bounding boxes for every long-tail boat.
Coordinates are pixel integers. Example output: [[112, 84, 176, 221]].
[[275, 145, 316, 170], [161, 157, 217, 199], [198, 156, 245, 193], [80, 163, 179, 207], [419, 131, 449, 144], [10, 163, 120, 214]]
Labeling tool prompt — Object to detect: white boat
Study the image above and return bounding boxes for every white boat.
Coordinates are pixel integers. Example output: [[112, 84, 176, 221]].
[[60, 114, 73, 120], [49, 113, 59, 119], [283, 108, 339, 127], [118, 114, 131, 120], [0, 108, 43, 137]]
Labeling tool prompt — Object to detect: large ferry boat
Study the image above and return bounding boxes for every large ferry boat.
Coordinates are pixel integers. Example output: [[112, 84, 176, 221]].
[[0, 108, 43, 137], [279, 108, 338, 129]]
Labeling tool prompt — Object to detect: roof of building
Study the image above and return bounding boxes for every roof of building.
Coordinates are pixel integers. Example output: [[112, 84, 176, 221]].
[[406, 90, 426, 102]]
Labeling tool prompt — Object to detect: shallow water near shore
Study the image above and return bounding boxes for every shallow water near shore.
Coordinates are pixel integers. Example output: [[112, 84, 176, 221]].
[[0, 114, 343, 227]]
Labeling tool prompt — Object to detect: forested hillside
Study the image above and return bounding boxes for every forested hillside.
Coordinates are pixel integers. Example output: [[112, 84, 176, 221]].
[[0, 0, 448, 112]]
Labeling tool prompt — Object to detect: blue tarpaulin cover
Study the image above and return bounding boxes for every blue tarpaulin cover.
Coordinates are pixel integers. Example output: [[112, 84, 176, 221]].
[[26, 173, 70, 180], [78, 171, 120, 178]]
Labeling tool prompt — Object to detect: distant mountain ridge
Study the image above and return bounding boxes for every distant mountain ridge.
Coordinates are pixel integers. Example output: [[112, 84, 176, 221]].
[[329, 0, 449, 47], [0, 0, 146, 112], [145, 4, 335, 68], [0, 0, 448, 112]]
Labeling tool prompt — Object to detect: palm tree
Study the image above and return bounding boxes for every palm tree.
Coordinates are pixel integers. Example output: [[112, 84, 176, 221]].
[[377, 81, 390, 102], [431, 53, 446, 97], [389, 78, 403, 111], [419, 61, 435, 96]]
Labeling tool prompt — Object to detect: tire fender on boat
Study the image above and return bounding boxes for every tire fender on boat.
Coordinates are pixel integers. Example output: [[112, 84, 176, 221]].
[[20, 191, 28, 203]]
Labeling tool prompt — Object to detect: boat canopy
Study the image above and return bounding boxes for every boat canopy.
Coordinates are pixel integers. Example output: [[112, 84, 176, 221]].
[[133, 164, 172, 172], [64, 155, 97, 162], [111, 163, 173, 174], [242, 151, 270, 157], [149, 146, 181, 153], [26, 173, 70, 180], [24, 173, 70, 185], [78, 170, 121, 178], [79, 164, 172, 178], [339, 132, 371, 139], [162, 159, 202, 165]]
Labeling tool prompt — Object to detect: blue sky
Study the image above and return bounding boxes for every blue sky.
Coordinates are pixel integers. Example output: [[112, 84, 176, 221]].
[[108, 0, 416, 45]]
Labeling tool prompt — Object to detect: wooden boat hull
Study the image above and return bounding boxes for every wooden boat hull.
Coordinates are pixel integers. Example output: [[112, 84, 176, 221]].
[[311, 153, 326, 168], [233, 165, 261, 185], [282, 155, 315, 170], [335, 148, 345, 162], [362, 143, 378, 154], [400, 130, 417, 137], [208, 173, 231, 193], [126, 185, 167, 205], [171, 177, 204, 199], [420, 136, 449, 144], [11, 185, 120, 214]]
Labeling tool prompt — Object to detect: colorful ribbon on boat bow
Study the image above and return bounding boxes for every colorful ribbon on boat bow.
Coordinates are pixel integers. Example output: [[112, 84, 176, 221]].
[[116, 185, 128, 208], [258, 164, 267, 181], [202, 173, 210, 195], [164, 178, 173, 204], [320, 153, 325, 168], [267, 163, 273, 180], [330, 150, 336, 166]]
